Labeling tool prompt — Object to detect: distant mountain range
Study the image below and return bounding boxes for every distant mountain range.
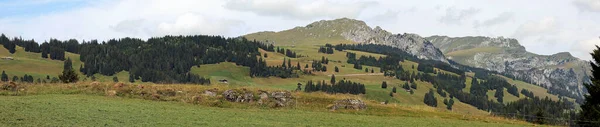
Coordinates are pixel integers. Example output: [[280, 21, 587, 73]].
[[427, 36, 590, 100], [245, 18, 590, 100]]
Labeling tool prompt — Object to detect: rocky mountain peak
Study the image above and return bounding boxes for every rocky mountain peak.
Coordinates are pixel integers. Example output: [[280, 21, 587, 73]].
[[427, 35, 590, 100]]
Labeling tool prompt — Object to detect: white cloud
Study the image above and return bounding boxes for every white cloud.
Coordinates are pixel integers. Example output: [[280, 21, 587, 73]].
[[572, 38, 600, 60], [573, 0, 600, 12], [224, 0, 377, 20], [480, 12, 514, 27], [438, 7, 480, 25], [157, 13, 243, 36], [512, 17, 558, 40]]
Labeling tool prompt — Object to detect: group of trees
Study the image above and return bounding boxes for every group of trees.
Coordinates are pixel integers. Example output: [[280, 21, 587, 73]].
[[423, 89, 438, 107], [521, 89, 534, 98], [76, 35, 290, 84], [310, 57, 329, 72], [0, 34, 17, 54], [443, 98, 455, 110], [304, 76, 366, 95], [250, 57, 300, 78], [1, 70, 60, 84], [276, 47, 299, 58], [318, 44, 334, 54]]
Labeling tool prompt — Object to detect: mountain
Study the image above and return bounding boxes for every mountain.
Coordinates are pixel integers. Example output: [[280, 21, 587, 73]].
[[245, 18, 448, 62], [245, 17, 588, 100], [427, 35, 590, 100]]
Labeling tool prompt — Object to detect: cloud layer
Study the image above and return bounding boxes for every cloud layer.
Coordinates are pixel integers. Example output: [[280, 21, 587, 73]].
[[0, 0, 598, 60]]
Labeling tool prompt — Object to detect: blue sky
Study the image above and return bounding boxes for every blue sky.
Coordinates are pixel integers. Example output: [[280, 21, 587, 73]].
[[0, 0, 598, 60], [0, 0, 91, 18]]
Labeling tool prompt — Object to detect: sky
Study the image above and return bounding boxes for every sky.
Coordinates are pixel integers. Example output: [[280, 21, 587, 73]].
[[0, 0, 599, 60]]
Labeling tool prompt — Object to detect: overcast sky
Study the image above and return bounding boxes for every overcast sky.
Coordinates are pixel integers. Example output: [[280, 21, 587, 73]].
[[0, 0, 599, 60]]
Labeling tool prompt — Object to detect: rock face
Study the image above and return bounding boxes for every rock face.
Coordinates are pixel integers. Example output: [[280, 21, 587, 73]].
[[309, 18, 447, 62], [330, 99, 367, 111], [339, 24, 448, 63], [427, 36, 590, 99]]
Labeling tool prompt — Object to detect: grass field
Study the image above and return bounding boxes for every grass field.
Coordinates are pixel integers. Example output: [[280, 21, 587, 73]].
[[0, 93, 539, 126]]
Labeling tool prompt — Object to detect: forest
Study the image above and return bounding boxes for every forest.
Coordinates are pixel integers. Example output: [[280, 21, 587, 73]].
[[335, 43, 576, 123]]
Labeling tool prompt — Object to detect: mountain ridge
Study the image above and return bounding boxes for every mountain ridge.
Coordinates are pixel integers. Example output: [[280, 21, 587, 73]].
[[245, 18, 448, 63], [427, 35, 590, 100]]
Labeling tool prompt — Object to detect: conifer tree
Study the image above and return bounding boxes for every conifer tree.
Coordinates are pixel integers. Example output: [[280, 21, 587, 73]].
[[579, 45, 600, 126], [1, 70, 8, 82], [330, 74, 336, 85], [59, 58, 79, 83]]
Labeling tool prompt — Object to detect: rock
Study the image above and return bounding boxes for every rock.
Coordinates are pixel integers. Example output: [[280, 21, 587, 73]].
[[271, 91, 293, 107], [258, 91, 269, 104], [331, 99, 367, 111], [259, 92, 269, 100], [204, 90, 217, 97], [337, 19, 448, 63], [222, 90, 238, 102], [239, 93, 254, 103]]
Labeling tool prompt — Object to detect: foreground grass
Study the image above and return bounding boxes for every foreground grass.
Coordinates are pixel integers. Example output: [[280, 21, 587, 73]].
[[0, 94, 536, 127]]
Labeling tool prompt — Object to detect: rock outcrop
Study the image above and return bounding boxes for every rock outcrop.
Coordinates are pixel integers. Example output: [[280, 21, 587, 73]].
[[220, 89, 294, 107], [427, 35, 590, 100], [330, 99, 367, 111]]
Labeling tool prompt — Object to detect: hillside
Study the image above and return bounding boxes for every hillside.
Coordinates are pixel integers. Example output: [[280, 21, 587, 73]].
[[0, 18, 581, 126], [427, 36, 589, 101], [246, 18, 448, 62]]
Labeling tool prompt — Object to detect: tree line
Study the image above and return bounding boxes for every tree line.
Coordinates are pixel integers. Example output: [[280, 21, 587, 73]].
[[303, 75, 366, 95]]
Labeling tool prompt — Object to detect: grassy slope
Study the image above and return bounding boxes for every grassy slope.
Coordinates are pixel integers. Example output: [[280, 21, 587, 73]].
[[0, 94, 536, 127], [189, 45, 488, 115], [244, 19, 360, 46], [0, 46, 83, 80]]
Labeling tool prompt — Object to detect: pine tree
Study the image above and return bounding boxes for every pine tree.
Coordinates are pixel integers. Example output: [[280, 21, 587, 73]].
[[281, 58, 286, 68], [330, 74, 336, 85], [129, 74, 135, 83], [392, 87, 397, 93], [1, 70, 8, 82], [334, 66, 339, 72], [59, 58, 79, 83], [297, 62, 301, 70], [287, 59, 292, 69], [381, 81, 387, 89], [296, 83, 302, 91], [579, 45, 600, 126]]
